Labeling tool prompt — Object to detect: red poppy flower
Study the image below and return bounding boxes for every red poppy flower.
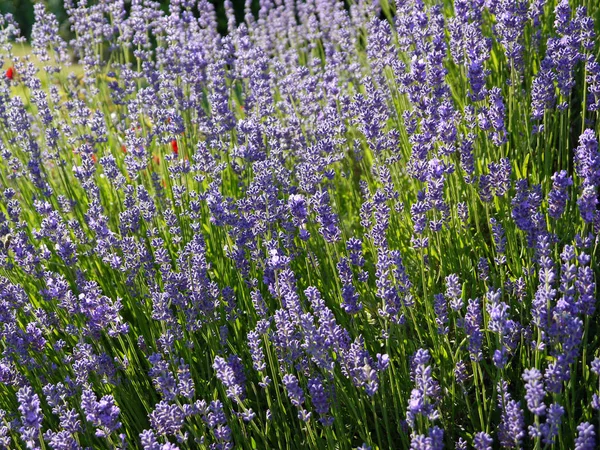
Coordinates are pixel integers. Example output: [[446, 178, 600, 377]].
[[171, 140, 179, 155], [5, 67, 14, 80]]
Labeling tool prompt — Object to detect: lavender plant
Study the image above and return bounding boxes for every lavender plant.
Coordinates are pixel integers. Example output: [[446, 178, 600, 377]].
[[0, 0, 599, 448]]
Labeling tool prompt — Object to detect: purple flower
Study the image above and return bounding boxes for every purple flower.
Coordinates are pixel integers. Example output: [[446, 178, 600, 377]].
[[312, 190, 341, 243], [464, 298, 483, 362], [488, 158, 511, 197], [575, 131, 600, 181], [282, 374, 304, 408], [473, 432, 493, 450], [522, 368, 546, 416], [17, 386, 43, 449], [531, 234, 556, 334], [282, 374, 311, 421], [549, 1, 588, 99], [459, 134, 475, 178], [478, 174, 492, 203], [487, 88, 508, 146], [548, 170, 573, 219], [149, 402, 184, 436], [455, 438, 468, 450], [307, 376, 332, 424], [497, 380, 525, 448], [575, 422, 596, 450], [490, 218, 506, 258], [337, 257, 363, 314], [148, 354, 177, 401], [531, 58, 556, 121], [574, 130, 600, 222], [288, 194, 308, 224], [43, 429, 80, 450], [81, 389, 121, 437], [467, 61, 487, 101], [577, 186, 598, 224], [495, 0, 528, 71], [592, 394, 600, 410], [410, 426, 444, 450], [487, 290, 513, 368], [587, 58, 600, 111], [407, 349, 440, 429], [371, 190, 391, 245], [346, 238, 365, 267], [541, 403, 564, 445], [176, 362, 195, 400], [591, 357, 600, 375], [433, 294, 448, 335], [247, 330, 266, 372], [202, 401, 233, 448], [341, 336, 382, 396], [213, 355, 246, 401], [454, 360, 469, 385], [511, 179, 544, 247], [445, 274, 463, 311]]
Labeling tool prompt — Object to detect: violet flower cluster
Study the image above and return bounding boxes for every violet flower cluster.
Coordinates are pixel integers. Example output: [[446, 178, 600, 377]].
[[0, 0, 598, 448]]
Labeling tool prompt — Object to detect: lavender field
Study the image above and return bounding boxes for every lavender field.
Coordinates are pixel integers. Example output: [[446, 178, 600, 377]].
[[0, 0, 599, 448]]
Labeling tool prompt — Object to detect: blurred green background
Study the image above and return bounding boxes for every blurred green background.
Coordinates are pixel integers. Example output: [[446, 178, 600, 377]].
[[0, 0, 254, 38]]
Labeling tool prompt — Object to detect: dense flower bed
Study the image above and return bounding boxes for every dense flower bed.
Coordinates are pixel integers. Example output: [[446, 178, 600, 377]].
[[0, 0, 600, 448]]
